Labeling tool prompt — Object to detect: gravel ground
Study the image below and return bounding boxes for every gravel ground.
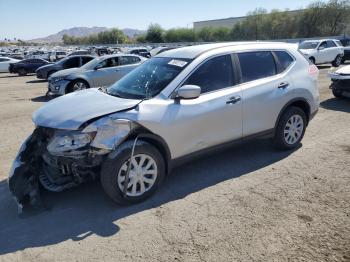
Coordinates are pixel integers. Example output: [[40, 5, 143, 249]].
[[0, 65, 349, 262]]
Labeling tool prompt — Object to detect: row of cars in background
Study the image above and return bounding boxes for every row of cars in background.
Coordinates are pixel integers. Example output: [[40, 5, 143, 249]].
[[1, 39, 350, 98]]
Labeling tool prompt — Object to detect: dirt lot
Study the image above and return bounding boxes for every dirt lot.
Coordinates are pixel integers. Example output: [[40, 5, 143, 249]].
[[0, 65, 349, 262]]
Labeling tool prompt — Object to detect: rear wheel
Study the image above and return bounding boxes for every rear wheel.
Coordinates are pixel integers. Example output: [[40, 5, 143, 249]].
[[273, 107, 307, 150], [100, 140, 165, 205], [18, 68, 27, 76], [332, 55, 342, 67], [309, 57, 315, 65]]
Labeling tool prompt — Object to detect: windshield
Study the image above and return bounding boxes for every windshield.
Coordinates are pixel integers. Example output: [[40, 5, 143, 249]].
[[299, 41, 319, 49], [107, 57, 192, 99]]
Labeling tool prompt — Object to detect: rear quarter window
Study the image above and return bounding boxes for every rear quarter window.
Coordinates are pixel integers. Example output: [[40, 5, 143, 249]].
[[274, 51, 295, 73]]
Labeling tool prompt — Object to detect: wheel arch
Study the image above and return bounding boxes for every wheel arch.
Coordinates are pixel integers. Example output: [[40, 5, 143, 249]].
[[128, 129, 172, 174], [275, 98, 311, 129], [66, 78, 90, 93]]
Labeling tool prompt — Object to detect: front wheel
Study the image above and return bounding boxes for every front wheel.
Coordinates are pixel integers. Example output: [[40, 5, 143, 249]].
[[273, 107, 307, 150], [332, 55, 342, 67], [100, 140, 165, 205], [67, 79, 89, 93]]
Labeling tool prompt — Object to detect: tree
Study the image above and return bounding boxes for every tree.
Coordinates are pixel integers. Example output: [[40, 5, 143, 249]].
[[145, 24, 164, 43]]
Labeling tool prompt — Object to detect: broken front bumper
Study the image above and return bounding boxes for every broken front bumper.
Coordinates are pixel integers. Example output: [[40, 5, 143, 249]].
[[7, 128, 104, 212]]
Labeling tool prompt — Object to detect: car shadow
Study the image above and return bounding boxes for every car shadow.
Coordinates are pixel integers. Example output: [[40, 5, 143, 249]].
[[31, 95, 57, 102], [317, 65, 332, 70], [26, 79, 47, 84], [320, 98, 350, 113], [0, 74, 22, 78], [0, 139, 299, 255]]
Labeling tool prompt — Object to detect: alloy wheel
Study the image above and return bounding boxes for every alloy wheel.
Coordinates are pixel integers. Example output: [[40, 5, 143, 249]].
[[72, 81, 87, 91]]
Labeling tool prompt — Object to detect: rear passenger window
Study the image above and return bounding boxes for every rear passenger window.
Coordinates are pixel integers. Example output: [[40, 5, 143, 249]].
[[274, 51, 294, 72], [119, 56, 141, 66], [326, 41, 336, 48], [184, 54, 234, 93], [238, 51, 276, 82]]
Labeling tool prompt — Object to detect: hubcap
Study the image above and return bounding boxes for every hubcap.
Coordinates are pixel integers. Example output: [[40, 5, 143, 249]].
[[117, 154, 158, 197], [284, 115, 304, 145], [73, 82, 86, 91]]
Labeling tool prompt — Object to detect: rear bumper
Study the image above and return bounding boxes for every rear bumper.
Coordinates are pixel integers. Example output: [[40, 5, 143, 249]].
[[328, 72, 350, 81]]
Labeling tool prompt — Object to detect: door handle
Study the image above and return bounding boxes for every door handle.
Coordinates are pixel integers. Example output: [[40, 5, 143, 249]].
[[226, 96, 241, 105], [278, 82, 289, 89]]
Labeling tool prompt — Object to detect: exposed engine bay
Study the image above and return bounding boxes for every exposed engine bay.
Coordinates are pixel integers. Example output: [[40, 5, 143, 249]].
[[8, 116, 138, 213]]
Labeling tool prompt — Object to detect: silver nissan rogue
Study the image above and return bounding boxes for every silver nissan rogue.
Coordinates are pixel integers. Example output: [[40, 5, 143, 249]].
[[9, 42, 319, 211]]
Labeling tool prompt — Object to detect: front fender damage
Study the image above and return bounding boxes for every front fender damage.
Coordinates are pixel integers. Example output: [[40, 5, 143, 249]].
[[8, 118, 139, 213]]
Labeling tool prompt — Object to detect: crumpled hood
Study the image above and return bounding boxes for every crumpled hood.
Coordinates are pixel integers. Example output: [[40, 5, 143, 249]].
[[51, 67, 85, 78], [335, 65, 350, 75], [32, 88, 141, 130]]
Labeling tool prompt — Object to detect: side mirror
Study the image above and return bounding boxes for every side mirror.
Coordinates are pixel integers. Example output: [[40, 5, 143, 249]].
[[176, 85, 201, 100], [318, 46, 325, 51]]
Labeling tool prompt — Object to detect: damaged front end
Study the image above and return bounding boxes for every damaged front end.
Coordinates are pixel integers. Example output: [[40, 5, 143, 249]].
[[8, 117, 136, 213]]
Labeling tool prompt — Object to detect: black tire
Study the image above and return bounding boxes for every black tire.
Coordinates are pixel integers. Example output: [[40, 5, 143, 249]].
[[18, 68, 27, 76], [332, 55, 342, 67], [309, 57, 315, 64], [67, 79, 90, 94], [273, 106, 307, 150], [332, 89, 343, 98], [100, 140, 166, 205]]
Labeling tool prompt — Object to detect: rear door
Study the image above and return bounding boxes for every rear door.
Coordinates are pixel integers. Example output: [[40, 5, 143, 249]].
[[63, 57, 80, 69], [90, 57, 119, 87], [326, 40, 339, 62], [113, 56, 142, 82], [239, 51, 295, 136]]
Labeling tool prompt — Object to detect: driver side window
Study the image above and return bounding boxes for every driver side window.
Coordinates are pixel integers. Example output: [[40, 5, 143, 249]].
[[98, 57, 118, 69], [184, 54, 235, 94]]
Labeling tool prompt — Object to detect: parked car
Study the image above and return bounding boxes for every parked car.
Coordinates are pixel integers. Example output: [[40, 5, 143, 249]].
[[340, 38, 350, 63], [128, 48, 151, 58], [68, 50, 91, 57], [299, 39, 344, 67], [49, 51, 67, 62], [25, 50, 50, 61], [95, 47, 109, 56], [9, 58, 51, 76], [47, 54, 146, 95], [150, 46, 178, 56], [9, 42, 319, 210], [36, 55, 95, 80], [0, 57, 20, 73], [328, 65, 350, 98]]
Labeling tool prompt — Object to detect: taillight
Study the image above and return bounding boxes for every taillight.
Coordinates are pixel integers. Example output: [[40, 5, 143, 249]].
[[308, 64, 319, 76]]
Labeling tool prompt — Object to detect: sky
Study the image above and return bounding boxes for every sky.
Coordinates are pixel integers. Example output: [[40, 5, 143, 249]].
[[0, 0, 316, 40]]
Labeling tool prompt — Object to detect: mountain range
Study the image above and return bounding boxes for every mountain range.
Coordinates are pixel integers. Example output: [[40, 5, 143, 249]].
[[30, 27, 145, 43]]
